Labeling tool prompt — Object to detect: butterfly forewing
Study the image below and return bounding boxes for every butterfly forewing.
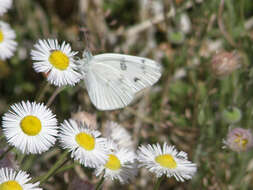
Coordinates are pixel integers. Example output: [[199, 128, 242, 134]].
[[92, 53, 162, 93], [84, 53, 162, 110]]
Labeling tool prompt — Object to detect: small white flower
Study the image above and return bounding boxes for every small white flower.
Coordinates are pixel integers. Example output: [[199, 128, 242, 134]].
[[0, 167, 42, 190], [95, 140, 137, 184], [0, 0, 12, 16], [103, 121, 134, 149], [137, 143, 197, 182], [2, 101, 58, 154], [31, 39, 81, 87], [59, 119, 108, 168], [0, 21, 17, 60]]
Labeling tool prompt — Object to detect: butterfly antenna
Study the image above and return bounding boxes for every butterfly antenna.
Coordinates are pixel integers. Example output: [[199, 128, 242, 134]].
[[79, 27, 93, 60]]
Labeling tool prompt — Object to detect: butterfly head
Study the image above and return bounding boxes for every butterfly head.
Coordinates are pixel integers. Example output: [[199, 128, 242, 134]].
[[82, 51, 93, 61], [77, 51, 93, 76]]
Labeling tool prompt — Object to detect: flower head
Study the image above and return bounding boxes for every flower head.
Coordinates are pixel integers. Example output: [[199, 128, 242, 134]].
[[103, 121, 134, 149], [0, 168, 42, 190], [31, 39, 81, 86], [211, 51, 241, 77], [0, 0, 12, 16], [95, 140, 137, 184], [0, 21, 17, 60], [2, 101, 58, 154], [137, 143, 197, 182], [59, 119, 108, 168], [223, 127, 253, 152]]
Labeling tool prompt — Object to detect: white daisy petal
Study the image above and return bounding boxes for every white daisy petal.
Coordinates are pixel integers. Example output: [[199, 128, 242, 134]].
[[31, 39, 81, 87], [95, 140, 137, 184], [0, 21, 17, 60], [0, 0, 12, 16], [0, 168, 42, 190], [59, 119, 108, 168], [137, 143, 197, 182], [2, 101, 58, 154]]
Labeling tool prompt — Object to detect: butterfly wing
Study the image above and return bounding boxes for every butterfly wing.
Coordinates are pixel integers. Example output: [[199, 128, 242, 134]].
[[84, 60, 135, 110], [84, 53, 162, 110]]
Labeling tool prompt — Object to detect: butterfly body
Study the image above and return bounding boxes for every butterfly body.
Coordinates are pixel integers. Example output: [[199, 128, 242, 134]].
[[80, 52, 162, 110]]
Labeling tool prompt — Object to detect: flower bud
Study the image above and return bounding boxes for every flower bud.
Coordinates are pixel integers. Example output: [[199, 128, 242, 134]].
[[211, 51, 241, 77], [71, 111, 97, 129], [223, 128, 253, 152], [0, 149, 16, 168], [222, 107, 242, 124]]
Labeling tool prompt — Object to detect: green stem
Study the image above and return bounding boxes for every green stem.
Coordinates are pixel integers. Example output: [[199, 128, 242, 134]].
[[0, 147, 13, 160], [55, 162, 77, 174], [18, 154, 26, 167], [36, 82, 50, 102], [0, 135, 5, 141], [95, 176, 105, 190], [21, 155, 36, 171], [153, 176, 164, 190], [240, 0, 245, 22], [46, 86, 65, 107], [38, 150, 69, 185]]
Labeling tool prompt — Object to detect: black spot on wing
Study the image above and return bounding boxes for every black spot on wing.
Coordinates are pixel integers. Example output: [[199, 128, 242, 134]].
[[120, 58, 127, 71], [141, 59, 146, 74], [134, 77, 140, 82]]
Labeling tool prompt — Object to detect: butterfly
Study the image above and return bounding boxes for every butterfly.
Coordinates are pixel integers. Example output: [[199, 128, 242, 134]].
[[78, 51, 162, 110]]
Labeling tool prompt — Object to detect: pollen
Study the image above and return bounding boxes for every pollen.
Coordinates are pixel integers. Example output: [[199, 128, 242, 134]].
[[105, 154, 121, 170], [75, 132, 95, 151], [234, 135, 248, 149], [20, 115, 42, 136], [0, 180, 23, 190], [0, 30, 4, 43], [49, 50, 69, 70], [155, 154, 177, 169]]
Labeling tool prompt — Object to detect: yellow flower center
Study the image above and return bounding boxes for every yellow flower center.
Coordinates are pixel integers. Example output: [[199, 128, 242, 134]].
[[155, 154, 177, 169], [234, 135, 248, 149], [20, 115, 42, 136], [0, 180, 23, 190], [75, 132, 95, 151], [49, 50, 69, 70], [0, 30, 3, 43], [105, 154, 121, 170]]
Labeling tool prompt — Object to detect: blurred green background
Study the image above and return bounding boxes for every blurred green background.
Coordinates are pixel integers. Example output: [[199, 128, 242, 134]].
[[1, 0, 253, 189]]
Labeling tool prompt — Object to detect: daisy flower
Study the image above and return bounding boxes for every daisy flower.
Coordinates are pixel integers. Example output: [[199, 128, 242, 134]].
[[0, 168, 42, 190], [137, 143, 197, 182], [31, 39, 81, 87], [103, 121, 134, 149], [95, 140, 137, 184], [0, 21, 17, 60], [0, 0, 12, 16], [2, 101, 58, 154], [59, 119, 108, 168]]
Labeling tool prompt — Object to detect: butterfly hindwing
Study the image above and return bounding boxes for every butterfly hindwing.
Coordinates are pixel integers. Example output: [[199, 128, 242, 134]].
[[84, 60, 135, 110]]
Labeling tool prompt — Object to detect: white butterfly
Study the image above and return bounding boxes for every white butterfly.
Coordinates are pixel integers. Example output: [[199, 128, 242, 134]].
[[79, 51, 162, 111]]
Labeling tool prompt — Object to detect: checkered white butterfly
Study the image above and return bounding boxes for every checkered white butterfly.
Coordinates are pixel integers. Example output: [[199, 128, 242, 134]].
[[79, 51, 162, 110]]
